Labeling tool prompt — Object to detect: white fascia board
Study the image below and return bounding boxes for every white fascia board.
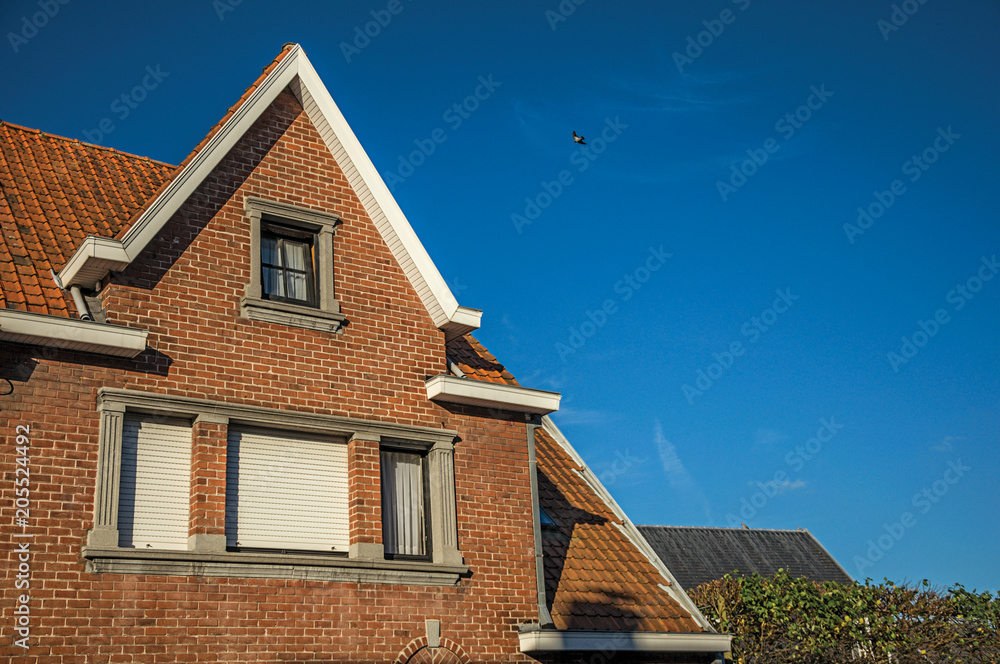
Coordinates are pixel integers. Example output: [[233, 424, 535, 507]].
[[119, 50, 300, 260], [0, 309, 147, 358], [292, 50, 479, 335], [441, 306, 483, 341], [540, 416, 717, 633], [58, 236, 130, 288], [57, 44, 480, 337], [426, 375, 560, 415], [518, 629, 731, 654], [57, 47, 298, 289]]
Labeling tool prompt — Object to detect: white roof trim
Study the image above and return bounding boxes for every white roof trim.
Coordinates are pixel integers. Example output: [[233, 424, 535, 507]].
[[0, 309, 147, 358], [58, 44, 479, 338], [540, 416, 718, 633], [518, 628, 730, 654], [426, 375, 560, 415], [58, 236, 130, 288]]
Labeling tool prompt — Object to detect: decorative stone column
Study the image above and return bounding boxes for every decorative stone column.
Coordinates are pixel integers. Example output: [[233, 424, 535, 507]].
[[429, 441, 463, 565], [86, 402, 126, 548]]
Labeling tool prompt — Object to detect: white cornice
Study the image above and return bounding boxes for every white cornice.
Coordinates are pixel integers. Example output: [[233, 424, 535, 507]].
[[57, 44, 480, 337], [425, 375, 560, 415], [518, 628, 730, 654], [0, 309, 147, 358], [58, 236, 130, 288]]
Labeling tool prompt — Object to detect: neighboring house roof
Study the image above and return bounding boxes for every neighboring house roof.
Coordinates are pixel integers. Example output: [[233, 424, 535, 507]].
[[446, 334, 520, 385], [0, 121, 173, 315], [637, 525, 853, 591], [0, 44, 724, 649]]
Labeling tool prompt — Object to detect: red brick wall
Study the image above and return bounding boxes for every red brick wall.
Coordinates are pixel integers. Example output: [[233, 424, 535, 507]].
[[348, 436, 382, 549], [189, 419, 226, 538], [0, 88, 541, 663]]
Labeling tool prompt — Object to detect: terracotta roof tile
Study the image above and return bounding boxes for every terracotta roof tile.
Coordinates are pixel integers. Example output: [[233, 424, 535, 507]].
[[535, 426, 704, 633], [0, 121, 174, 315], [0, 45, 296, 317], [446, 335, 520, 385]]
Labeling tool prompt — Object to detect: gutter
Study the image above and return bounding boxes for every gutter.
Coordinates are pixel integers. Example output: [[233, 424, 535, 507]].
[[526, 417, 555, 628], [425, 374, 561, 415], [518, 627, 731, 654], [0, 309, 147, 358]]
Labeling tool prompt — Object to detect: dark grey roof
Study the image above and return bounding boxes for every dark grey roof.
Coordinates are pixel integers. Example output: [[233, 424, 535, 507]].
[[637, 526, 853, 592]]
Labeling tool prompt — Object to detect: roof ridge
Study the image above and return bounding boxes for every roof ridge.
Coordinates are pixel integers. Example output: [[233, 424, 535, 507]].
[[638, 525, 812, 533], [110, 43, 297, 242], [0, 120, 176, 169]]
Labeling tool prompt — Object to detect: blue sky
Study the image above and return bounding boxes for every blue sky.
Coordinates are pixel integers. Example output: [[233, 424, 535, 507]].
[[3, 0, 998, 592]]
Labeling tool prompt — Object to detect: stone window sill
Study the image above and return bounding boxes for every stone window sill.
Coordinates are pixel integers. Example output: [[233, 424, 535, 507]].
[[240, 296, 346, 333], [82, 546, 467, 585]]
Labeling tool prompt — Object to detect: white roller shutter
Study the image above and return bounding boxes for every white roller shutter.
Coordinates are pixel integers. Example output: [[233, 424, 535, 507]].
[[226, 427, 349, 552], [118, 415, 192, 550]]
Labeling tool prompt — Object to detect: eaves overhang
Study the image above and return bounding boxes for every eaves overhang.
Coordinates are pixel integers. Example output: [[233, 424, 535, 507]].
[[425, 375, 561, 415], [0, 309, 147, 358], [56, 43, 480, 338], [440, 306, 482, 342], [58, 236, 130, 288], [518, 627, 731, 654]]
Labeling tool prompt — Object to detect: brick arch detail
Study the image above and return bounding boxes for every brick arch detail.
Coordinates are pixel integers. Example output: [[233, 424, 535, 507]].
[[393, 636, 470, 664]]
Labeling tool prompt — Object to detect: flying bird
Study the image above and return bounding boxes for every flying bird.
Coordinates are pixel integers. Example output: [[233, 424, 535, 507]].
[[572, 131, 586, 145]]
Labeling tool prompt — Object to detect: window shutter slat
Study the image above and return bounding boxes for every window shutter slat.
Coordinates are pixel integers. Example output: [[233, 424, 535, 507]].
[[226, 429, 348, 551], [118, 416, 192, 550]]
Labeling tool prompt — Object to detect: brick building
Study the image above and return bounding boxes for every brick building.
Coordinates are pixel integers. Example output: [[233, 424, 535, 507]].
[[0, 44, 729, 663]]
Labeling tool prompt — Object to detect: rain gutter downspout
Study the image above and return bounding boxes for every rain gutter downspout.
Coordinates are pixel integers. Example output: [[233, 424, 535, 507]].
[[448, 359, 553, 627], [527, 415, 555, 628], [69, 286, 93, 321], [52, 269, 93, 321]]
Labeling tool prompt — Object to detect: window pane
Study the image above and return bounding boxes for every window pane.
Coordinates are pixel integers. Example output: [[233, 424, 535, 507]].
[[262, 266, 283, 298], [261, 235, 278, 266], [282, 240, 308, 271], [285, 270, 308, 301], [381, 451, 425, 556], [260, 231, 314, 304]]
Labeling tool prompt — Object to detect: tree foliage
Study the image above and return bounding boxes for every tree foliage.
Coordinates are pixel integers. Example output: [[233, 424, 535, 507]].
[[687, 571, 999, 663]]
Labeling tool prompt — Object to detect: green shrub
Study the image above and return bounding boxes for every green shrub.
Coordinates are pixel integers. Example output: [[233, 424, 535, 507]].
[[687, 572, 999, 663]]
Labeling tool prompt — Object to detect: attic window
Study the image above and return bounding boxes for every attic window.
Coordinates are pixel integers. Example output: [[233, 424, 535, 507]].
[[261, 224, 317, 306], [240, 198, 346, 333]]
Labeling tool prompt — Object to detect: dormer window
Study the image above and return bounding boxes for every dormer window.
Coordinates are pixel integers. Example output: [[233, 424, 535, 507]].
[[240, 197, 346, 333]]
